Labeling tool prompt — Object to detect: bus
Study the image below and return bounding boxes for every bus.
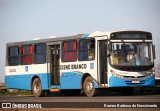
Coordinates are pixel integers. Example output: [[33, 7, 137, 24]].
[[5, 30, 155, 97]]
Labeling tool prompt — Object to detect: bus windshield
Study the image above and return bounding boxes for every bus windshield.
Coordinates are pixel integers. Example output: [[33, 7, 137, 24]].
[[110, 42, 154, 68]]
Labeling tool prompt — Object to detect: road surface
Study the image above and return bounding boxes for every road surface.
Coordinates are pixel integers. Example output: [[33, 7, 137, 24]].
[[0, 95, 160, 102], [0, 95, 160, 111]]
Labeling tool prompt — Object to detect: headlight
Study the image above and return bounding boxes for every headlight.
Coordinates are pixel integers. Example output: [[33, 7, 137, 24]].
[[146, 73, 154, 78], [110, 70, 124, 79], [146, 69, 155, 78], [151, 68, 155, 74]]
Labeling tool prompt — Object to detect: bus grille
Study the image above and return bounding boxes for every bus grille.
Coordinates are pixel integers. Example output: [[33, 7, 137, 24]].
[[124, 76, 145, 78], [125, 80, 145, 84]]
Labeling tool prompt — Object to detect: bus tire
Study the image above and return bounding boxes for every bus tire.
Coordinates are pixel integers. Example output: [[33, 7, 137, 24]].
[[83, 76, 96, 97], [32, 78, 44, 97]]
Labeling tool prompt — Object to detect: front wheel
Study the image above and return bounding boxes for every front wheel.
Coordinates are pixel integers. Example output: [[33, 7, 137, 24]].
[[32, 78, 45, 97], [83, 76, 96, 97]]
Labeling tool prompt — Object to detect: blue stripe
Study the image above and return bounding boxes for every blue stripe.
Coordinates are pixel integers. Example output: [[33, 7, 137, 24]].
[[81, 34, 90, 38], [60, 72, 99, 89], [60, 72, 82, 89], [5, 73, 50, 90], [109, 75, 155, 87], [5, 72, 99, 90]]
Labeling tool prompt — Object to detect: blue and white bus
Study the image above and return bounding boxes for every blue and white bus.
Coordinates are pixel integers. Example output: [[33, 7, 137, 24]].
[[5, 30, 155, 97]]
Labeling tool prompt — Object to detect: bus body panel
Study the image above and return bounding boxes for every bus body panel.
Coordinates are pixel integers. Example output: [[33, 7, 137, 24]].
[[5, 73, 50, 90], [5, 64, 50, 90], [109, 75, 155, 87], [60, 71, 99, 89], [60, 72, 83, 89], [107, 64, 155, 87]]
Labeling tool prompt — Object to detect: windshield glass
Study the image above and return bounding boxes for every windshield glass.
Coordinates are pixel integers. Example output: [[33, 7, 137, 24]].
[[110, 42, 154, 66]]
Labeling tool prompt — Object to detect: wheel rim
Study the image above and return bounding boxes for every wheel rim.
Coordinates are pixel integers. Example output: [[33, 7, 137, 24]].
[[86, 81, 93, 94], [34, 82, 40, 94]]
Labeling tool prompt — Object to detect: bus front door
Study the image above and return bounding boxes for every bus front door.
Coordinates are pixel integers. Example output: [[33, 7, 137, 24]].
[[50, 44, 60, 88], [98, 40, 108, 86]]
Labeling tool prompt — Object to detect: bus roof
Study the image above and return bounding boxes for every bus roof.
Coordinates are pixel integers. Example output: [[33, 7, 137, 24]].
[[6, 30, 151, 46], [6, 34, 84, 46], [88, 30, 151, 38]]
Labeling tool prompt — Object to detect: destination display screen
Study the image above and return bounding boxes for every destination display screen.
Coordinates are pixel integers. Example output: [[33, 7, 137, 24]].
[[110, 31, 152, 40]]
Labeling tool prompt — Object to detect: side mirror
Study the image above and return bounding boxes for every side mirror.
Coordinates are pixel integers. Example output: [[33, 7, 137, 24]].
[[107, 41, 112, 57], [152, 45, 156, 59], [108, 41, 112, 51]]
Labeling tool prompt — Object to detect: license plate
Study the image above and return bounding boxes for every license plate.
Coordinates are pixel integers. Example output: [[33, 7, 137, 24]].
[[132, 80, 140, 83]]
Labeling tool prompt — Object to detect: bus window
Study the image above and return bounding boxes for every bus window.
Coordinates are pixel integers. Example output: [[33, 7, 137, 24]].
[[111, 42, 154, 66], [21, 45, 32, 65], [62, 40, 77, 62], [8, 47, 19, 66], [34, 44, 46, 64], [78, 39, 95, 61]]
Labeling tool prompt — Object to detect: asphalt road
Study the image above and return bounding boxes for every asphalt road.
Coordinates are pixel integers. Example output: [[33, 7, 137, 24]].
[[0, 95, 160, 111], [0, 95, 160, 102]]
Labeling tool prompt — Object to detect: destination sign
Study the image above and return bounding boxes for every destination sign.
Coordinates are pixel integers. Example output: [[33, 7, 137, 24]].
[[116, 34, 146, 39], [111, 31, 152, 40]]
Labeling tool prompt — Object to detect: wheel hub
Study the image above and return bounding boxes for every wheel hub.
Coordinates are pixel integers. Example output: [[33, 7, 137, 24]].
[[86, 81, 93, 93], [34, 82, 40, 94]]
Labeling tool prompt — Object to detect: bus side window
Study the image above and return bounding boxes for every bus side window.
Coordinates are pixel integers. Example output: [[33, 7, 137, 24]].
[[8, 47, 19, 66], [62, 40, 77, 62], [79, 39, 95, 61], [89, 39, 95, 60], [21, 45, 33, 65], [34, 44, 46, 64]]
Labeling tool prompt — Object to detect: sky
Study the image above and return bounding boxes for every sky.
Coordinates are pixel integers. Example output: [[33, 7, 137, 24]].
[[0, 0, 160, 82]]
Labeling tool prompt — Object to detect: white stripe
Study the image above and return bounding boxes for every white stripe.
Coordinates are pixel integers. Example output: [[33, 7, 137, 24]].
[[110, 40, 152, 42], [6, 64, 48, 75]]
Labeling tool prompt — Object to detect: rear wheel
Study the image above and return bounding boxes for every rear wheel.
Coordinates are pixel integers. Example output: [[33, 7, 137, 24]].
[[83, 76, 96, 97], [32, 78, 45, 97]]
